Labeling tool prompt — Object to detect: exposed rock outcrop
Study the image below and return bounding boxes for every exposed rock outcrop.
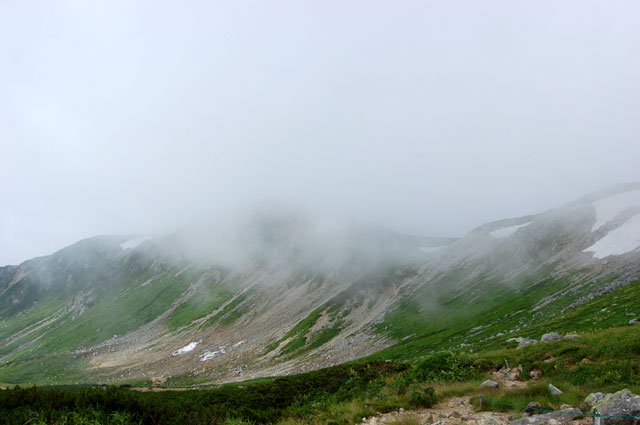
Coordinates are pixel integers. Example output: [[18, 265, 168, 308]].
[[541, 332, 562, 342], [587, 389, 640, 425], [510, 408, 582, 425]]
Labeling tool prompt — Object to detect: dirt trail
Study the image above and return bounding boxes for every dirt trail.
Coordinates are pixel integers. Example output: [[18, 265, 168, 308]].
[[362, 396, 511, 425], [361, 395, 593, 425], [361, 372, 589, 425]]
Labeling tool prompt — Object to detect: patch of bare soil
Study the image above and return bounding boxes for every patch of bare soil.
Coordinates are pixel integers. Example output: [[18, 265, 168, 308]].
[[129, 387, 186, 392], [361, 396, 509, 425]]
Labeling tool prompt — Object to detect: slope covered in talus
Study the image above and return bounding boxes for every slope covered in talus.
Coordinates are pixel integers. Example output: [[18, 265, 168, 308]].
[[372, 183, 640, 360], [0, 207, 447, 384], [0, 184, 639, 385]]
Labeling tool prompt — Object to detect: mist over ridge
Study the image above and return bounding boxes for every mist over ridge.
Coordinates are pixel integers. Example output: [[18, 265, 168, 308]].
[[2, 0, 640, 265], [1, 180, 639, 385]]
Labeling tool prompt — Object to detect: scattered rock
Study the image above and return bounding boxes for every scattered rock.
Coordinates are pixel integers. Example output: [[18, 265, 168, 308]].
[[506, 372, 520, 381], [629, 318, 639, 325], [522, 402, 543, 416], [563, 334, 581, 339], [479, 413, 508, 425], [530, 369, 543, 380], [517, 338, 538, 349], [510, 408, 582, 425], [495, 366, 522, 381], [549, 384, 563, 395], [540, 332, 562, 342], [591, 389, 640, 425], [479, 380, 499, 389]]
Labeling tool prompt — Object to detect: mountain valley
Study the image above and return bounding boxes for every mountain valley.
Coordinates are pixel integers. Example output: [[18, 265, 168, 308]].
[[1, 183, 639, 386]]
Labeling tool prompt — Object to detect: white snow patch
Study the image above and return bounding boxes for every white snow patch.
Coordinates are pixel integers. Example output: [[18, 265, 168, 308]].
[[171, 342, 199, 356], [583, 213, 640, 259], [418, 246, 444, 254], [199, 346, 227, 361], [120, 236, 151, 250], [591, 189, 640, 232], [489, 222, 532, 239], [199, 351, 217, 361], [199, 342, 245, 361]]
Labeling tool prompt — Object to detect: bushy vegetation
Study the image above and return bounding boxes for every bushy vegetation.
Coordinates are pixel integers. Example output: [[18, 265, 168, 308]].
[[0, 361, 437, 425], [1, 322, 638, 423], [410, 352, 479, 382]]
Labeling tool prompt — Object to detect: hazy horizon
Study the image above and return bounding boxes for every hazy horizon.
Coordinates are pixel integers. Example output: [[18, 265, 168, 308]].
[[2, 1, 639, 266]]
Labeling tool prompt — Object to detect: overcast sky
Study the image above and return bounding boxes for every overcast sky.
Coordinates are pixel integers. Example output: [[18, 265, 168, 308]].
[[1, 0, 639, 266]]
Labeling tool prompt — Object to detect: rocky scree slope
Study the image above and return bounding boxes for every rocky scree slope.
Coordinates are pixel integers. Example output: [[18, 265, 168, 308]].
[[0, 184, 639, 384]]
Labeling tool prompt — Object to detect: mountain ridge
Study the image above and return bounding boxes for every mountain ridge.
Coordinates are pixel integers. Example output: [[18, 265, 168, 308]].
[[0, 183, 639, 385]]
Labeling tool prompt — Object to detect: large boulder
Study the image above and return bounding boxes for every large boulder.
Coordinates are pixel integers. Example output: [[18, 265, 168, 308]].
[[591, 389, 640, 425], [540, 332, 562, 342], [580, 392, 606, 412]]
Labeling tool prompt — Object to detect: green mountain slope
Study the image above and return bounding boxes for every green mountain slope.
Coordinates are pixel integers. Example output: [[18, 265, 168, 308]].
[[0, 184, 639, 385]]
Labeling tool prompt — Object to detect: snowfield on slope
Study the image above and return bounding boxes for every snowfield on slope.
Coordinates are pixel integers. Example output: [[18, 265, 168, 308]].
[[200, 348, 225, 362], [591, 189, 640, 232], [583, 212, 640, 259], [489, 222, 531, 239], [171, 342, 199, 356]]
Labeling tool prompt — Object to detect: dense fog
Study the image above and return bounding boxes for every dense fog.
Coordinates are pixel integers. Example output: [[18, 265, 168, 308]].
[[1, 1, 639, 266]]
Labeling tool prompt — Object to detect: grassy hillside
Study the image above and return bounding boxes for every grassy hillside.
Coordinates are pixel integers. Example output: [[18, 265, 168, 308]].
[[1, 279, 638, 421], [1, 322, 637, 425], [371, 274, 635, 362]]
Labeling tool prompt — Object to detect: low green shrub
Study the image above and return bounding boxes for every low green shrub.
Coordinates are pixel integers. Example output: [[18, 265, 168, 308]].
[[410, 352, 478, 382], [406, 385, 436, 408]]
